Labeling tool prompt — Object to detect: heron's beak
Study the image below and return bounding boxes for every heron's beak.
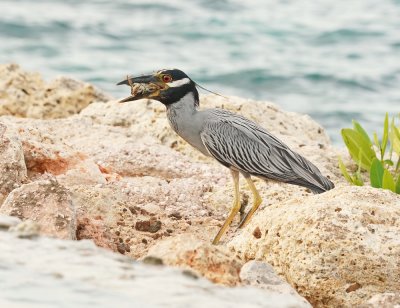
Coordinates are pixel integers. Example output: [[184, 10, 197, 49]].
[[116, 74, 163, 103]]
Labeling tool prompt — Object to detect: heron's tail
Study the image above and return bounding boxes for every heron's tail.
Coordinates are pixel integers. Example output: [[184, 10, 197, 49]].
[[286, 175, 334, 194], [280, 149, 335, 194], [305, 177, 334, 194]]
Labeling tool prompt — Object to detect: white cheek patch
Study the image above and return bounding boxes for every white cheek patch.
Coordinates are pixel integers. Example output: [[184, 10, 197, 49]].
[[167, 78, 190, 88]]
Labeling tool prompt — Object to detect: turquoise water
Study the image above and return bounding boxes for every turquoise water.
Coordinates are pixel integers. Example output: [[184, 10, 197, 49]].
[[1, 0, 399, 143]]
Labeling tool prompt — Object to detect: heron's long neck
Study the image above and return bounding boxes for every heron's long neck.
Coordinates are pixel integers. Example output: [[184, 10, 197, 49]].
[[167, 91, 198, 116], [166, 91, 199, 133]]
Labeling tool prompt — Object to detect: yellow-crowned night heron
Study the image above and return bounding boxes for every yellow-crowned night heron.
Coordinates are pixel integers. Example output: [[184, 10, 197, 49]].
[[117, 69, 334, 244]]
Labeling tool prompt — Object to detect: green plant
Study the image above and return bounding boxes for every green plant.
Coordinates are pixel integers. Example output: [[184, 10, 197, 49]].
[[339, 113, 400, 194]]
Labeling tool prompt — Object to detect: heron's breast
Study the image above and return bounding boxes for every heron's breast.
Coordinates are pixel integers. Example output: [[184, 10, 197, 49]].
[[166, 111, 209, 157]]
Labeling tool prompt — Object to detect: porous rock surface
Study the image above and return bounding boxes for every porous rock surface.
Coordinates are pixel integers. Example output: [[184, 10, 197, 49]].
[[229, 186, 400, 307], [0, 122, 27, 204], [1, 65, 399, 307], [0, 179, 76, 240], [146, 233, 243, 286], [0, 63, 110, 119]]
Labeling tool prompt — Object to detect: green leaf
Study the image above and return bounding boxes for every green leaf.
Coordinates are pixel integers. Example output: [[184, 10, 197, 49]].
[[353, 152, 365, 186], [381, 113, 389, 160], [352, 171, 364, 186], [396, 158, 400, 173], [396, 176, 400, 194], [383, 159, 394, 166], [352, 120, 371, 145], [370, 158, 384, 188], [341, 129, 377, 171], [373, 132, 380, 150], [382, 169, 395, 192], [390, 121, 400, 155], [338, 156, 354, 184], [393, 122, 400, 139]]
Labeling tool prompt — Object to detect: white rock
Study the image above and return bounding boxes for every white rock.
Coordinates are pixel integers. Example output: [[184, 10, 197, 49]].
[[358, 292, 400, 308], [240, 261, 311, 308], [0, 230, 311, 308], [0, 214, 21, 230], [9, 220, 40, 238]]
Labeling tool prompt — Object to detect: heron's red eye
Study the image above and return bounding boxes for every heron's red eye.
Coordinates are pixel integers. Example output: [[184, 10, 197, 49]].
[[162, 75, 172, 83]]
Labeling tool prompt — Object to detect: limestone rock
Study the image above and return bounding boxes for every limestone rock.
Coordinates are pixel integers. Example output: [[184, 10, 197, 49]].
[[56, 158, 107, 186], [70, 182, 222, 259], [6, 118, 87, 176], [240, 261, 312, 307], [0, 118, 108, 185], [0, 114, 228, 259], [229, 186, 400, 307], [358, 293, 400, 308], [0, 179, 76, 240], [0, 70, 341, 261], [0, 63, 110, 119], [0, 229, 305, 308], [146, 234, 243, 286], [0, 122, 27, 205], [0, 66, 363, 306], [75, 213, 119, 252]]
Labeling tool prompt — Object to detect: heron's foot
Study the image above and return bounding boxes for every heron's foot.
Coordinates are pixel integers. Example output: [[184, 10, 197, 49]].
[[212, 200, 241, 245], [235, 176, 263, 229], [239, 193, 249, 222], [237, 196, 262, 229], [237, 213, 248, 230]]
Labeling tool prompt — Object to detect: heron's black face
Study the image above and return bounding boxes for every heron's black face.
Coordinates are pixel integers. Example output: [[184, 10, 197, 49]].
[[117, 69, 198, 105]]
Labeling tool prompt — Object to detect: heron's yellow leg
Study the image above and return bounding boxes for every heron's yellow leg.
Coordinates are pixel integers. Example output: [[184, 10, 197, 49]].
[[238, 176, 262, 229], [212, 170, 240, 245]]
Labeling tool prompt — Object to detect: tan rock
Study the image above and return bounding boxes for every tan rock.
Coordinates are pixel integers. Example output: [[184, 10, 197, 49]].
[[146, 234, 243, 286], [69, 180, 222, 259], [0, 117, 108, 185], [76, 213, 119, 252], [0, 114, 229, 258], [56, 158, 107, 186], [229, 186, 400, 307], [2, 66, 399, 308], [5, 118, 87, 176], [0, 122, 27, 205], [0, 72, 342, 262], [1, 66, 358, 301], [71, 184, 125, 253], [0, 63, 110, 119], [0, 179, 76, 240]]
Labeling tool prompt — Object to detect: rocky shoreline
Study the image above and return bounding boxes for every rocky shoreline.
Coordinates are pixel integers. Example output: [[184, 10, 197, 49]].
[[0, 64, 399, 307]]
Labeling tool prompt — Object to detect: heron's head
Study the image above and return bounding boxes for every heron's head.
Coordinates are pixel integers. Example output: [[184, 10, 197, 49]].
[[117, 69, 199, 106]]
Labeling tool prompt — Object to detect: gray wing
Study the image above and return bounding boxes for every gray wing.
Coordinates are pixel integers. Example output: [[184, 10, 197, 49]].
[[199, 109, 334, 193]]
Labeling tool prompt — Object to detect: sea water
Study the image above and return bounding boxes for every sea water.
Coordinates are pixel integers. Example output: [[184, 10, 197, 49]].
[[0, 0, 399, 143]]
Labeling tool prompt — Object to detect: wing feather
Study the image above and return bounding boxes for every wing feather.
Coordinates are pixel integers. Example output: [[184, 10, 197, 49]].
[[200, 109, 334, 193]]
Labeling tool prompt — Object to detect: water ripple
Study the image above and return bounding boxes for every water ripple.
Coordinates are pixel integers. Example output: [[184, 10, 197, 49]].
[[0, 0, 399, 144]]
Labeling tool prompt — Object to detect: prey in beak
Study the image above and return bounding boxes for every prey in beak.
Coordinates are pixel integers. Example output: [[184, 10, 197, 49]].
[[117, 73, 165, 103]]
